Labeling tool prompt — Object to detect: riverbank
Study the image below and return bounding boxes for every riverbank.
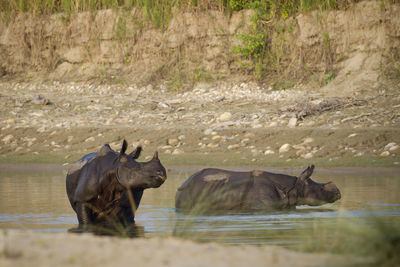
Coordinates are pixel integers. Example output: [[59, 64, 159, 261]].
[[0, 81, 399, 167], [0, 230, 366, 267]]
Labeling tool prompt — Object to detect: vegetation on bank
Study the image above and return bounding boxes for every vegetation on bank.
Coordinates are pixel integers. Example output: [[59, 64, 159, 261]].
[[1, 0, 399, 86]]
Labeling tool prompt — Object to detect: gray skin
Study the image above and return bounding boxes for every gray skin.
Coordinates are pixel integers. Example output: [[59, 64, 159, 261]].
[[175, 165, 341, 213], [66, 140, 167, 226]]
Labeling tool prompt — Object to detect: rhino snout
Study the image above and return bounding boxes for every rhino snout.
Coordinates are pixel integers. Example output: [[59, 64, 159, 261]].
[[324, 182, 341, 201]]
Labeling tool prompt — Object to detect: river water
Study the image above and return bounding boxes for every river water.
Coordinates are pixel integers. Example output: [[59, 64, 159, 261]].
[[0, 164, 399, 247]]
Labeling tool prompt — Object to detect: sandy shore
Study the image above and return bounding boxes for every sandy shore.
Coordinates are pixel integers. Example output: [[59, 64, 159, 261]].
[[0, 230, 365, 267]]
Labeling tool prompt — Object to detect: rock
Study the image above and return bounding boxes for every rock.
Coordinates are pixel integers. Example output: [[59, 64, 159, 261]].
[[389, 145, 399, 152], [143, 140, 150, 145], [380, 151, 390, 157], [218, 112, 232, 122], [264, 150, 275, 155], [67, 136, 74, 142], [227, 144, 240, 150], [269, 122, 278, 127], [161, 145, 173, 150], [348, 133, 358, 138], [303, 137, 314, 144], [384, 142, 397, 151], [85, 137, 95, 142], [178, 135, 186, 141], [279, 144, 291, 154], [212, 135, 221, 140], [2, 135, 14, 144], [244, 132, 255, 138], [172, 148, 184, 155], [32, 94, 50, 105], [167, 138, 178, 146], [204, 128, 213, 135], [303, 152, 313, 159], [5, 119, 15, 124], [287, 118, 297, 128], [207, 143, 219, 148]]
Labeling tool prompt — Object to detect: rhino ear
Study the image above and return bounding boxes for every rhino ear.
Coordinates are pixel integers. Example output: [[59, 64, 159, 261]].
[[152, 151, 159, 160], [129, 146, 142, 159], [298, 165, 315, 182], [120, 140, 128, 155]]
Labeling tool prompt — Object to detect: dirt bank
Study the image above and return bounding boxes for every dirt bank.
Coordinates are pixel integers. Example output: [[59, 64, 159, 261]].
[[0, 231, 366, 267], [0, 80, 399, 167]]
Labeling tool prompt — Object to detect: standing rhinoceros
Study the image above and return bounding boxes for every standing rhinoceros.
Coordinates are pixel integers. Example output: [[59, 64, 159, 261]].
[[66, 140, 167, 226], [175, 165, 340, 213]]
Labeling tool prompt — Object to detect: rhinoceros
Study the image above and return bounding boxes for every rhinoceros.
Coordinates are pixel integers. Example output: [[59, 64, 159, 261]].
[[175, 165, 340, 213], [66, 140, 167, 226]]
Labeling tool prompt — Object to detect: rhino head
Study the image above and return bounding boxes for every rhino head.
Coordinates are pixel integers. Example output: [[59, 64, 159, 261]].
[[114, 140, 167, 189], [296, 165, 341, 206]]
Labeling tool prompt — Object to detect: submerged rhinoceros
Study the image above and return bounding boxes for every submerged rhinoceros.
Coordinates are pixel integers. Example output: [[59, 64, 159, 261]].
[[175, 165, 340, 212], [66, 140, 167, 226]]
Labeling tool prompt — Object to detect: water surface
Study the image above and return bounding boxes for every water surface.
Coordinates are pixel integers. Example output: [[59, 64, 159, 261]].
[[0, 165, 399, 246]]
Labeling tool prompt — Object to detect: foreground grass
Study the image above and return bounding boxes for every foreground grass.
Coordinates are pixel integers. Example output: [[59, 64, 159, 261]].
[[301, 217, 400, 266]]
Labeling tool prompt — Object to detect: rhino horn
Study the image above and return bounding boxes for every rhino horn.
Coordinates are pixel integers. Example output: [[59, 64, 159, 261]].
[[129, 146, 142, 159], [298, 165, 315, 182]]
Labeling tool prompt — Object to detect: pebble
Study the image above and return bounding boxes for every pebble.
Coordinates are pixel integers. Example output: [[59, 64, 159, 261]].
[[85, 137, 95, 142], [227, 144, 240, 150], [204, 129, 213, 135], [303, 152, 313, 159], [264, 149, 275, 155], [389, 145, 399, 152], [207, 143, 219, 148], [287, 118, 297, 128], [303, 137, 314, 144], [167, 138, 178, 146], [178, 135, 186, 141], [2, 135, 14, 144], [380, 151, 390, 157], [172, 148, 184, 155], [279, 144, 291, 154], [348, 133, 358, 138], [218, 112, 232, 122], [384, 142, 397, 151]]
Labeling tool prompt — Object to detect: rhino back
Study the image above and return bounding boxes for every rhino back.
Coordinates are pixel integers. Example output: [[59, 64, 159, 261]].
[[175, 168, 253, 211]]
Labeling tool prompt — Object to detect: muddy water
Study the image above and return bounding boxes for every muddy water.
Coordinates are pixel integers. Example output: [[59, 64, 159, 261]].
[[0, 165, 399, 246]]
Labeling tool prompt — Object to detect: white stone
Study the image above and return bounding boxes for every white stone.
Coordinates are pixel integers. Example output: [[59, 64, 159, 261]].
[[303, 152, 313, 159], [167, 138, 178, 146], [2, 135, 14, 144], [227, 144, 240, 150], [287, 118, 297, 128], [380, 151, 390, 157], [279, 144, 291, 154], [264, 150, 275, 155], [172, 149, 184, 155], [212, 135, 221, 140], [389, 145, 399, 152], [384, 142, 397, 151], [85, 137, 95, 142], [178, 135, 186, 141], [303, 137, 314, 144], [348, 133, 357, 138], [219, 112, 232, 122], [204, 129, 213, 135]]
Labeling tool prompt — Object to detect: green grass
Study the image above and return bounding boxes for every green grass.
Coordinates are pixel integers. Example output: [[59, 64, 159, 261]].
[[301, 217, 400, 266]]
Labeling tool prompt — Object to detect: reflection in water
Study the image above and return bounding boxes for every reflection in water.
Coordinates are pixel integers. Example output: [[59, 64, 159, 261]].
[[68, 223, 145, 238], [0, 165, 399, 246]]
